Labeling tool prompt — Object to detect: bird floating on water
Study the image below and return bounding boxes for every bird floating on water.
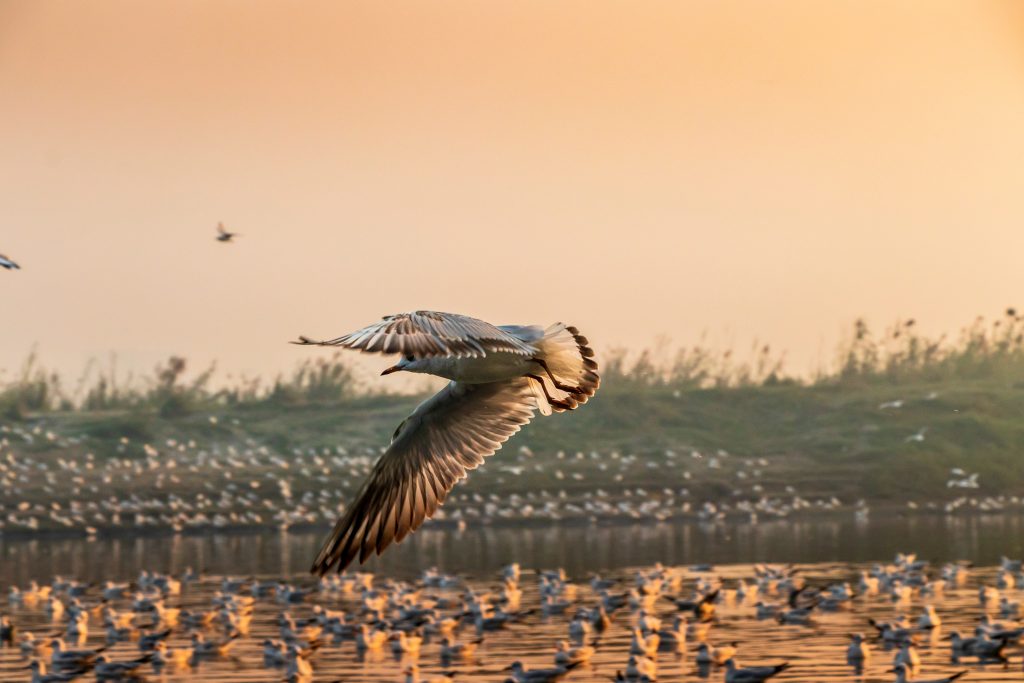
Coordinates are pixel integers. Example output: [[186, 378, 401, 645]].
[[889, 663, 967, 683], [723, 658, 790, 683], [294, 311, 600, 574]]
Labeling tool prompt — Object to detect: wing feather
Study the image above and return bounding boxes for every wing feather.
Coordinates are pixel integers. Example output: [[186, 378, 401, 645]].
[[293, 311, 538, 358], [311, 378, 537, 574]]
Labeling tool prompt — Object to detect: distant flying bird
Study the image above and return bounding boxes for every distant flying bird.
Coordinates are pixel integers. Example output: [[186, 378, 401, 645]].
[[0, 254, 20, 270], [216, 222, 239, 242], [294, 311, 600, 574]]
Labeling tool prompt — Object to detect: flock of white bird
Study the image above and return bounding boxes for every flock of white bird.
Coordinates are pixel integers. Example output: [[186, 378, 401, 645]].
[[0, 421, 1005, 539], [6, 552, 1024, 682]]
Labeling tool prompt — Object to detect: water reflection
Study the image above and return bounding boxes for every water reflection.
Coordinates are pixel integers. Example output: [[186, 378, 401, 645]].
[[3, 516, 1024, 682], [1, 559, 1019, 682], [3, 513, 1024, 586]]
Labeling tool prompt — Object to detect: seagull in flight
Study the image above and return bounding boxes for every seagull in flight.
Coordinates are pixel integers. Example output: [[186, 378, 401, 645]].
[[294, 311, 600, 574], [215, 222, 239, 242], [0, 254, 20, 270]]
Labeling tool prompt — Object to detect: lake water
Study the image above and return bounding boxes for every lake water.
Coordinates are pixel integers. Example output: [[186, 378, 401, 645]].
[[4, 513, 1024, 586], [3, 514, 1024, 682]]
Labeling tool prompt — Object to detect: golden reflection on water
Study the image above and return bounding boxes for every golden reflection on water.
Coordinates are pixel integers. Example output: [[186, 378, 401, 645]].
[[1, 559, 1022, 682]]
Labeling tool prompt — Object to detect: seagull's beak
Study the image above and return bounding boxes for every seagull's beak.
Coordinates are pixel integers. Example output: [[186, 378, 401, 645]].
[[381, 365, 401, 376]]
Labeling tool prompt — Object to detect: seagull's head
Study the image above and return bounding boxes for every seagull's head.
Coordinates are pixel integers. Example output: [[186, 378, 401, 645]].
[[382, 355, 426, 376]]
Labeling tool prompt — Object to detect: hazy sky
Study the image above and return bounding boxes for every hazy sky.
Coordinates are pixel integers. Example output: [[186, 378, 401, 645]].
[[2, 0, 1024, 386]]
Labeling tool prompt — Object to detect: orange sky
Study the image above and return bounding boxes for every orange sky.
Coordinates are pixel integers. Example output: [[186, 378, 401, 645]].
[[2, 0, 1024, 385]]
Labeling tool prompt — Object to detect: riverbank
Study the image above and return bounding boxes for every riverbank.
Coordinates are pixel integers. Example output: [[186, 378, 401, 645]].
[[2, 372, 1023, 539]]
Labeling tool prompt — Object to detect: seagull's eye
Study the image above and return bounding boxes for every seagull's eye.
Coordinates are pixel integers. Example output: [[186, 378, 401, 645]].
[[404, 355, 415, 363]]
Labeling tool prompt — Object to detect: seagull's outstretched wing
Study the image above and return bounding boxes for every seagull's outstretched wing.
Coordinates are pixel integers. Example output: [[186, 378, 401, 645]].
[[293, 311, 538, 358], [312, 378, 537, 574]]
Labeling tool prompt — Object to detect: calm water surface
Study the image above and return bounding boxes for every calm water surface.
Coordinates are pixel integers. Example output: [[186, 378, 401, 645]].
[[4, 514, 1024, 585]]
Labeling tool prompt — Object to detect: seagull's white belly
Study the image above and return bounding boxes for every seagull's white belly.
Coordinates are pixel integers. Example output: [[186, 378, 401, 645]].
[[425, 353, 536, 384]]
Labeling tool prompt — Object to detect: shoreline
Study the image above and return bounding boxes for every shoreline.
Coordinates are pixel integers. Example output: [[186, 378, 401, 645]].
[[0, 504, 1018, 543]]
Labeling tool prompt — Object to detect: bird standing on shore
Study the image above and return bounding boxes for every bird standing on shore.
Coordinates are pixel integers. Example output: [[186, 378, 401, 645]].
[[294, 311, 600, 574]]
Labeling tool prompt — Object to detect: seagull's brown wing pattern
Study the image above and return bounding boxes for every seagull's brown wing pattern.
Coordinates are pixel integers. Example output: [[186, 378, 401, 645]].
[[293, 311, 538, 358], [311, 378, 537, 574]]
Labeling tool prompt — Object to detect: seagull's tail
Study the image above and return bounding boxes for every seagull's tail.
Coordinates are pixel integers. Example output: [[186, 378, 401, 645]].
[[528, 323, 600, 415]]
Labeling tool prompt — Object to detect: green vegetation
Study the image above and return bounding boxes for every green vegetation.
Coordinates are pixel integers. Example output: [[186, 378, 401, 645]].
[[0, 352, 365, 420], [3, 311, 1024, 505]]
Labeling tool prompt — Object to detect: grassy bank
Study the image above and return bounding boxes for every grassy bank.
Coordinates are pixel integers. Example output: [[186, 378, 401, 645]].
[[2, 311, 1024, 509], [5, 375, 1020, 503]]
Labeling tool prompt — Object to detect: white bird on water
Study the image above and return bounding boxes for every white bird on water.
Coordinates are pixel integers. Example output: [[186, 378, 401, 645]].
[[294, 311, 600, 575], [723, 658, 790, 683], [888, 664, 966, 683]]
